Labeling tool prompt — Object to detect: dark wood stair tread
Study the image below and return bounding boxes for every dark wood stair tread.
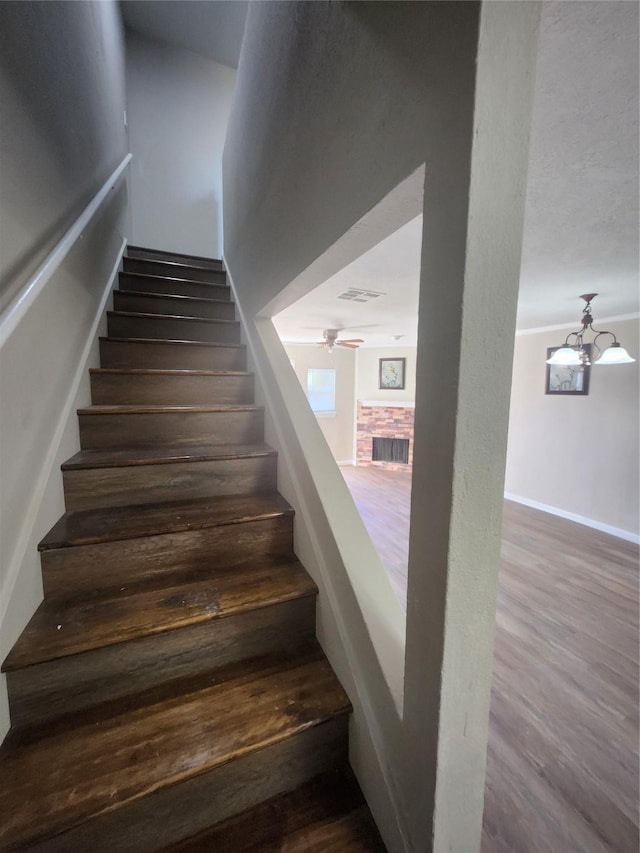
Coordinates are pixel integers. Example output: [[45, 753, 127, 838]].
[[107, 310, 238, 325], [119, 270, 228, 290], [39, 492, 293, 551], [0, 647, 350, 850], [89, 367, 250, 377], [3, 560, 315, 671], [100, 336, 245, 349], [77, 403, 262, 415], [124, 257, 226, 276], [116, 289, 232, 307], [62, 442, 274, 470], [127, 245, 224, 268], [164, 768, 387, 852]]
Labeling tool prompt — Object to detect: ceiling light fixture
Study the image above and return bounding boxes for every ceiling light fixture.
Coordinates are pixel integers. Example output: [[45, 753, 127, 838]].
[[546, 294, 635, 367], [317, 329, 364, 351]]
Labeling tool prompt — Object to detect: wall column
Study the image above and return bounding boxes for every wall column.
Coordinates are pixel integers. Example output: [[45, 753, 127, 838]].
[[403, 3, 541, 851]]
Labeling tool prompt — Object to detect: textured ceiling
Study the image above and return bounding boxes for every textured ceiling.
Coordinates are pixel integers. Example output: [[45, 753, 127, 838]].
[[518, 0, 639, 329], [275, 0, 639, 345], [120, 1, 248, 69]]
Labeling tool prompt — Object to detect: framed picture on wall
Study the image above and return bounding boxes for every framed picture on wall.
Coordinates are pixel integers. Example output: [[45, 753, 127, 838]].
[[545, 345, 591, 395], [379, 357, 406, 390]]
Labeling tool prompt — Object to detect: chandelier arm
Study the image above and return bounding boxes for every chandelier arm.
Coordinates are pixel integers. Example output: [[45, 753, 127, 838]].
[[592, 330, 616, 360], [590, 327, 617, 342]]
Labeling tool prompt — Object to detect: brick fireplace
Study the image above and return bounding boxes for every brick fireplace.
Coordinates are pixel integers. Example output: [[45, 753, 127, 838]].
[[356, 402, 415, 471]]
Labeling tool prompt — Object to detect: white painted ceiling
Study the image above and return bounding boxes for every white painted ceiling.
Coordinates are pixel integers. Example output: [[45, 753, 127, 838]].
[[274, 216, 424, 348], [120, 1, 248, 69], [275, 1, 639, 346]]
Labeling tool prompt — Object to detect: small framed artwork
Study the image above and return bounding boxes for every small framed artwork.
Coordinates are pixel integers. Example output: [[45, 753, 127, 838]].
[[545, 345, 591, 395], [379, 357, 406, 390]]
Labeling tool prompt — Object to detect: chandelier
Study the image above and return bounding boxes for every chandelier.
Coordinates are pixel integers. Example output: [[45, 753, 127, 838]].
[[546, 294, 636, 366]]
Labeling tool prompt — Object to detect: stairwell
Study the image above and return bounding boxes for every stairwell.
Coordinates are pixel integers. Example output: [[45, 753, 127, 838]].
[[0, 247, 386, 851]]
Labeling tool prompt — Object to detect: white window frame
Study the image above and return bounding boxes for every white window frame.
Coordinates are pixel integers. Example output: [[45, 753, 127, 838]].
[[306, 367, 336, 415]]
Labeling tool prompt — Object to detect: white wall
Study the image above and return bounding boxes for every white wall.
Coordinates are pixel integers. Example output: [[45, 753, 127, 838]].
[[126, 32, 235, 259], [0, 1, 127, 309], [357, 347, 417, 405], [284, 344, 356, 463], [505, 318, 639, 538], [223, 2, 486, 318], [0, 0, 129, 742], [356, 326, 639, 540], [224, 3, 540, 851], [236, 313, 407, 852]]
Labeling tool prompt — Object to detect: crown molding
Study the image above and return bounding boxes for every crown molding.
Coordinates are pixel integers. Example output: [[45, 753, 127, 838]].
[[516, 312, 639, 336]]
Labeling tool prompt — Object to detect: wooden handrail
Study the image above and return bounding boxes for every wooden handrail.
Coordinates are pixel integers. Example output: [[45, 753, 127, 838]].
[[0, 153, 132, 348]]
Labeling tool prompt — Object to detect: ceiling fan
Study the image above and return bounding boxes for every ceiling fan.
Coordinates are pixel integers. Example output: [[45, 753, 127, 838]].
[[317, 329, 364, 351]]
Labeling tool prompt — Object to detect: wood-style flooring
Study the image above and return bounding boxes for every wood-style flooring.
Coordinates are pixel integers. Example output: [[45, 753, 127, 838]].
[[341, 465, 411, 608], [340, 464, 639, 853]]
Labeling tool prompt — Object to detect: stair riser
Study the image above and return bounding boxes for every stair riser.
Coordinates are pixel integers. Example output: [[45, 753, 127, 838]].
[[41, 516, 294, 597], [100, 339, 246, 371], [7, 597, 316, 728], [114, 292, 236, 321], [28, 716, 349, 853], [119, 272, 230, 301], [90, 372, 254, 406], [126, 248, 224, 270], [107, 313, 241, 344], [63, 455, 277, 511], [123, 257, 226, 283], [78, 409, 264, 450]]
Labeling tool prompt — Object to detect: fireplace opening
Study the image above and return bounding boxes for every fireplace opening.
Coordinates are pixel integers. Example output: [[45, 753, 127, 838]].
[[372, 436, 410, 464]]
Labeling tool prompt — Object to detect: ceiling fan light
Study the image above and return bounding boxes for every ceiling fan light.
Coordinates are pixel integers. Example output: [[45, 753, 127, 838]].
[[546, 345, 582, 366], [594, 343, 636, 365]]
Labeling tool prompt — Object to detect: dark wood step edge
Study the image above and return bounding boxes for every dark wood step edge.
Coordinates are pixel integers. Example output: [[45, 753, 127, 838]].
[[125, 257, 225, 275], [127, 245, 224, 267], [0, 653, 351, 850], [108, 311, 238, 326], [115, 290, 233, 308], [38, 494, 294, 551], [2, 568, 317, 672], [77, 404, 264, 415], [119, 271, 229, 290], [100, 336, 246, 349], [89, 367, 251, 376], [62, 444, 276, 470]]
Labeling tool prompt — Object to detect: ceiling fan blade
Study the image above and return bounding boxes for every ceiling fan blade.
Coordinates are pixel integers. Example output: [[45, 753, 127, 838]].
[[337, 342, 360, 349], [338, 338, 364, 343]]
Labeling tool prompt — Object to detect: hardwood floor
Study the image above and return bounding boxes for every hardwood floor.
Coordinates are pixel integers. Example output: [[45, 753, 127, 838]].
[[340, 464, 639, 853], [341, 465, 412, 608]]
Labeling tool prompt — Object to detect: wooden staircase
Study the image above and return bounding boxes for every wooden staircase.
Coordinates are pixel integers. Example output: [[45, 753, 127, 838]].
[[0, 246, 386, 852]]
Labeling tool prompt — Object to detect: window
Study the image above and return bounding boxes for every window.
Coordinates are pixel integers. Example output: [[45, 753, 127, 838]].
[[306, 368, 336, 413]]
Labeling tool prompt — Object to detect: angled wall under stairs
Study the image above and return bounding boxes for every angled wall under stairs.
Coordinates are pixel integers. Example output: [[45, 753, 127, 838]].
[[0, 246, 386, 852]]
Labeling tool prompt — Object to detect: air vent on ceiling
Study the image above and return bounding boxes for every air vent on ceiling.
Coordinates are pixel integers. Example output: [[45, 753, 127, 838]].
[[336, 288, 386, 303]]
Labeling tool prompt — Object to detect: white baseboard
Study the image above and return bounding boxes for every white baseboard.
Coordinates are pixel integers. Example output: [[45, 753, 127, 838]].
[[336, 459, 355, 467], [504, 492, 640, 545]]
